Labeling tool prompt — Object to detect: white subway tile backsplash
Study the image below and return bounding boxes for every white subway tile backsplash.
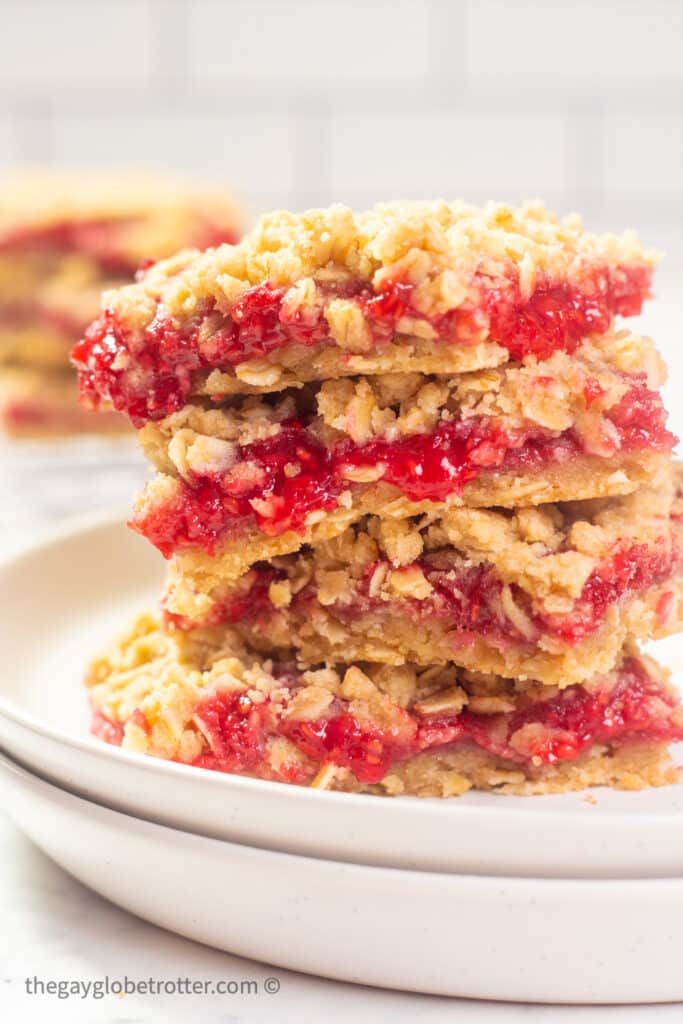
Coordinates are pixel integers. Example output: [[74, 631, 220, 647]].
[[603, 114, 683, 198], [50, 109, 297, 203], [186, 0, 430, 82], [327, 110, 571, 201], [462, 0, 683, 83], [0, 0, 678, 266], [0, 1, 158, 88], [0, 117, 19, 170]]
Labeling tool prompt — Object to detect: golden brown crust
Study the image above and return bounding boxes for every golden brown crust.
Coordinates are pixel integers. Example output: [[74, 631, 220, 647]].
[[200, 337, 509, 395], [224, 601, 681, 690], [106, 198, 657, 325], [86, 611, 682, 796], [349, 741, 679, 796]]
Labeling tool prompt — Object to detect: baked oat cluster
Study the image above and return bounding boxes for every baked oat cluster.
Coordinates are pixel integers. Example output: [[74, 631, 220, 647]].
[[78, 200, 683, 796], [0, 170, 241, 437]]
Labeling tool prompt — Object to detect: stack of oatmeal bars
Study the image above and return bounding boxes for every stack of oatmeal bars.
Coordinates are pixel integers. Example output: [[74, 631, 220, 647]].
[[75, 200, 683, 797], [0, 172, 240, 437]]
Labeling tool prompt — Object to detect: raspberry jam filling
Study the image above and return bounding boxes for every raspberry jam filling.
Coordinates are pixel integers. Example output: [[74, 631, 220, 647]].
[[92, 658, 683, 785], [539, 543, 680, 643], [167, 534, 679, 647], [163, 565, 286, 630], [132, 384, 675, 558], [136, 421, 339, 556], [91, 710, 124, 747], [72, 263, 652, 425], [358, 540, 678, 647]]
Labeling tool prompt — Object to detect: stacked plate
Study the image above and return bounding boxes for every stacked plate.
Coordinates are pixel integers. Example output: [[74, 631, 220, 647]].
[[1, 517, 683, 1004]]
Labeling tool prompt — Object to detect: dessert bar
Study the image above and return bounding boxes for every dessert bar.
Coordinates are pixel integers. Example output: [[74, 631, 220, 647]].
[[79, 197, 682, 797], [72, 200, 657, 424], [163, 467, 683, 687], [131, 340, 675, 583], [87, 613, 683, 796]]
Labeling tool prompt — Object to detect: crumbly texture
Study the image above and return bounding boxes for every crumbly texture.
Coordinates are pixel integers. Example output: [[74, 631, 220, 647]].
[[78, 199, 680, 796], [201, 335, 508, 395], [141, 330, 667, 464], [235, 598, 683, 690], [197, 318, 663, 399], [347, 741, 679, 796], [77, 199, 657, 410], [104, 198, 657, 325], [133, 334, 674, 577], [86, 612, 682, 796], [164, 466, 683, 686], [0, 366, 126, 437], [153, 450, 668, 600]]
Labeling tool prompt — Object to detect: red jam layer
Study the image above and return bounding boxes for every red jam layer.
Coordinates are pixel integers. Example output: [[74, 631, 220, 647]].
[[389, 540, 678, 647], [163, 566, 287, 630], [93, 658, 683, 785], [72, 263, 652, 425], [167, 535, 679, 648], [539, 542, 680, 643], [91, 710, 124, 746], [376, 540, 680, 648], [132, 385, 676, 558]]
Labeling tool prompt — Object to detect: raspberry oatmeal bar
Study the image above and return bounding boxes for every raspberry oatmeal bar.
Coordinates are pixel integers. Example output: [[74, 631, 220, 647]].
[[0, 170, 241, 436], [131, 336, 675, 583], [72, 200, 656, 424], [163, 466, 683, 687], [87, 613, 683, 795], [78, 198, 683, 796]]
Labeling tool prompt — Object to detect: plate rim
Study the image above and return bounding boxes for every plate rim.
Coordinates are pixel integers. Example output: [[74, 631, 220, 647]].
[[5, 747, 683, 891]]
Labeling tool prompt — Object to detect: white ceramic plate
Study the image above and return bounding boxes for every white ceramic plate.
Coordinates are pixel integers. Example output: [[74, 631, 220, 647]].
[[2, 750, 682, 1005], [2, 515, 683, 879]]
